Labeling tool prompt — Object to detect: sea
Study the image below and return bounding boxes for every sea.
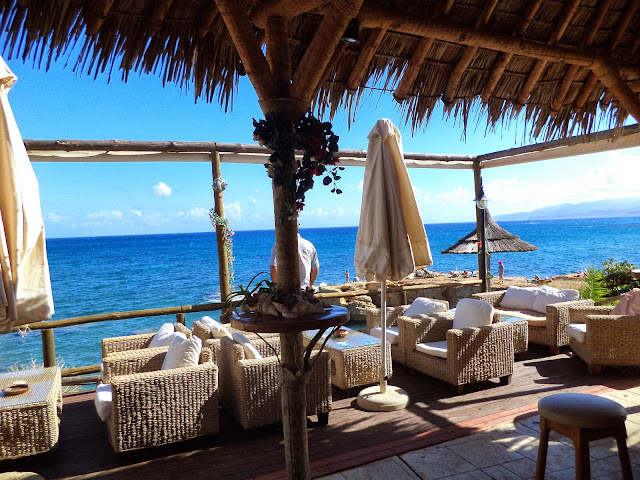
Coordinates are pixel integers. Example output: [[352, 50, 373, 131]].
[[1, 217, 639, 374]]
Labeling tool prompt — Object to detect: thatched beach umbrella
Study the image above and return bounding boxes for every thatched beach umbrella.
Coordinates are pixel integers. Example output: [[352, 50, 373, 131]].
[[441, 209, 538, 255]]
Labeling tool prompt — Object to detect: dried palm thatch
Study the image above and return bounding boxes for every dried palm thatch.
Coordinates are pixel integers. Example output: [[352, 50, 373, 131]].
[[441, 209, 538, 254], [0, 0, 639, 141]]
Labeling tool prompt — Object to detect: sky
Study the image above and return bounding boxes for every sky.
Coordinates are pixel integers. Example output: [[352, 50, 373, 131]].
[[4, 52, 640, 238]]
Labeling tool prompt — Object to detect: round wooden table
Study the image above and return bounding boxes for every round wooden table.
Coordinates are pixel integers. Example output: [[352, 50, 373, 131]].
[[231, 305, 349, 480]]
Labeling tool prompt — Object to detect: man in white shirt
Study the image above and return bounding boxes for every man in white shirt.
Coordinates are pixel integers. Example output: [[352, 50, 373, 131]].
[[270, 233, 319, 290]]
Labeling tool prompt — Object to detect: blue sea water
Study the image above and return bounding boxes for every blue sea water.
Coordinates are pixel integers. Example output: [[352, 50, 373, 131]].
[[1, 217, 639, 373]]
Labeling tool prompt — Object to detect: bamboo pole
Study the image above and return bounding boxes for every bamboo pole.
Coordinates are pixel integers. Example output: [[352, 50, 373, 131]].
[[266, 16, 292, 97], [346, 27, 387, 92], [393, 37, 434, 102], [42, 329, 56, 367], [84, 0, 117, 34], [176, 313, 186, 325], [473, 163, 488, 292], [251, 0, 330, 28], [197, 0, 219, 39], [211, 152, 231, 302]]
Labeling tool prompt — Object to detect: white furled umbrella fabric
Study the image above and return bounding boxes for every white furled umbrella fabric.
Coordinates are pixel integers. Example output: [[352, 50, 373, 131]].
[[354, 119, 432, 407], [355, 118, 432, 282], [0, 56, 54, 332]]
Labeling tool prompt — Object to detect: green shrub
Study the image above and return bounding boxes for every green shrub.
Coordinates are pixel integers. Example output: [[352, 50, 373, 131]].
[[601, 258, 638, 297], [580, 267, 607, 302]]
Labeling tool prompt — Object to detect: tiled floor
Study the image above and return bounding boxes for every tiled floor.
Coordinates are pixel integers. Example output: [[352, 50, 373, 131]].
[[318, 386, 640, 479]]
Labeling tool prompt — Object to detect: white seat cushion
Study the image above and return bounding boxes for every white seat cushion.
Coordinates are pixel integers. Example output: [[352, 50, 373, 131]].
[[531, 286, 580, 313], [567, 323, 587, 343], [404, 298, 448, 317], [452, 298, 494, 329], [200, 315, 232, 339], [232, 332, 263, 360], [500, 286, 539, 310], [161, 333, 202, 370], [416, 341, 448, 359], [369, 326, 399, 344], [148, 322, 175, 348], [94, 382, 113, 421]]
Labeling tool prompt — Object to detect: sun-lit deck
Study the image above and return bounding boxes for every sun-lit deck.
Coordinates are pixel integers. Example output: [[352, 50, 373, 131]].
[[2, 345, 640, 480]]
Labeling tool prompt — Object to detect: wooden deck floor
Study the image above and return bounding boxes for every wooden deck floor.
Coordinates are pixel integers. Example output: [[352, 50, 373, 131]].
[[2, 345, 640, 480]]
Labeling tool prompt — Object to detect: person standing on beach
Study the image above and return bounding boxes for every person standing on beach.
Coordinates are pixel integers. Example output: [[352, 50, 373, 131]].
[[270, 227, 319, 290], [497, 260, 504, 283]]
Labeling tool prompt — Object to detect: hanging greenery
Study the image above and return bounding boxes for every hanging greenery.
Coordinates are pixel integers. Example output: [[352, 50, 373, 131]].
[[209, 209, 235, 286], [253, 111, 343, 213]]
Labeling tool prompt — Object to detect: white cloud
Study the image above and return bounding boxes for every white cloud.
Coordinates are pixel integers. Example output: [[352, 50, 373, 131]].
[[131, 209, 143, 217], [356, 180, 364, 190], [185, 207, 207, 218], [87, 210, 123, 220], [153, 181, 172, 197], [47, 212, 70, 222], [225, 202, 242, 220], [250, 198, 257, 205]]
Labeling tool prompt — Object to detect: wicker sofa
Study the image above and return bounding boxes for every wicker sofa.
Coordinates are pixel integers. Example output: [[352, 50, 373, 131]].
[[567, 304, 640, 375], [365, 298, 450, 365], [99, 344, 219, 453], [472, 288, 593, 354], [398, 301, 514, 395], [217, 335, 331, 429]]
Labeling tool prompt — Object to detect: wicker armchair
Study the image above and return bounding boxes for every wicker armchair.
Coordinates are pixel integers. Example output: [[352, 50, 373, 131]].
[[568, 305, 640, 375], [365, 298, 450, 365], [217, 335, 331, 429], [472, 290, 593, 354], [192, 319, 280, 363], [100, 345, 218, 452], [101, 322, 191, 358], [398, 311, 514, 394]]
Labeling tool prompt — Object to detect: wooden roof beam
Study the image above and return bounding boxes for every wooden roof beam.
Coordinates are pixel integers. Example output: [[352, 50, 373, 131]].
[[313, 40, 346, 98], [516, 0, 581, 106], [146, 0, 175, 37], [265, 16, 291, 96], [214, 0, 279, 103], [592, 60, 640, 121], [346, 27, 387, 92], [197, 1, 219, 39], [84, 0, 117, 35], [251, 0, 331, 28], [392, 0, 454, 102], [480, 0, 543, 102], [551, 0, 613, 112], [442, 0, 499, 106], [292, 0, 364, 106]]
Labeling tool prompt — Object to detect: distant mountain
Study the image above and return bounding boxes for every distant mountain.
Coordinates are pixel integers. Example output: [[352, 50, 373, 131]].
[[494, 198, 640, 221]]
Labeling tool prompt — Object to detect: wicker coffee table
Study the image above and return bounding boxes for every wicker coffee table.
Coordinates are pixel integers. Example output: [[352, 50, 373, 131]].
[[495, 314, 529, 360], [303, 327, 392, 390], [0, 367, 63, 460]]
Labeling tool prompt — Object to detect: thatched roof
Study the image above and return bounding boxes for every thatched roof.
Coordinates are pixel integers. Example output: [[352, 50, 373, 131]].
[[441, 209, 538, 254], [1, 1, 640, 140]]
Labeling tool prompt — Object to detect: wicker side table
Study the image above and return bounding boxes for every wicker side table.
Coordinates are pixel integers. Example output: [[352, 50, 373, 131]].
[[0, 367, 63, 460], [303, 327, 392, 390], [495, 314, 529, 360]]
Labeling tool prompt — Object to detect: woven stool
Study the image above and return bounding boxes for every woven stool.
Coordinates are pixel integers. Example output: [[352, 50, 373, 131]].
[[535, 393, 632, 480]]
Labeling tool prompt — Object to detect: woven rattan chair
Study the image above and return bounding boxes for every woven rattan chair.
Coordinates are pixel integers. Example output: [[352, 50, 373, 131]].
[[472, 290, 593, 355], [365, 299, 450, 365], [217, 335, 331, 429], [567, 305, 640, 375], [99, 344, 218, 452], [101, 322, 191, 358], [192, 319, 279, 363], [399, 311, 514, 394]]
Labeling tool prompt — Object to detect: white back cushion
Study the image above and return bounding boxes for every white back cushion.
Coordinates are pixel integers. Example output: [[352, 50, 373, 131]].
[[161, 333, 202, 370], [148, 322, 175, 348], [232, 332, 263, 360], [404, 298, 448, 317], [453, 298, 494, 329], [94, 382, 113, 421], [201, 315, 233, 339], [531, 286, 580, 313], [500, 286, 539, 310]]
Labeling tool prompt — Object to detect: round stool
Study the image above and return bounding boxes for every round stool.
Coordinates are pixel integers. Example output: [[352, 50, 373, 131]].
[[535, 393, 632, 480]]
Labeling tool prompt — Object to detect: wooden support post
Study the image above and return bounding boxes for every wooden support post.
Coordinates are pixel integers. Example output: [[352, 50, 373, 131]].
[[42, 329, 56, 367], [211, 151, 231, 303], [176, 313, 186, 325], [473, 163, 488, 292]]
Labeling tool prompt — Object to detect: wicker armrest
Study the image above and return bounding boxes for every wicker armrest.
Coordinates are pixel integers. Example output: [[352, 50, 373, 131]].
[[366, 305, 410, 331], [174, 323, 192, 336], [569, 305, 614, 324], [447, 322, 513, 353], [102, 332, 155, 358], [398, 314, 453, 354], [471, 290, 506, 307], [192, 320, 213, 341], [102, 347, 168, 382]]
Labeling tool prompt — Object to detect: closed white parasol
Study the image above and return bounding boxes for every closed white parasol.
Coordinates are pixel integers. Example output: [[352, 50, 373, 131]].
[[354, 119, 432, 411], [0, 56, 54, 332]]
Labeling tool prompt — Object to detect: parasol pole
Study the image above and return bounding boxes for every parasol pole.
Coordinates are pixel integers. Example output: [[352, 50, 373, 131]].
[[379, 278, 387, 393]]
